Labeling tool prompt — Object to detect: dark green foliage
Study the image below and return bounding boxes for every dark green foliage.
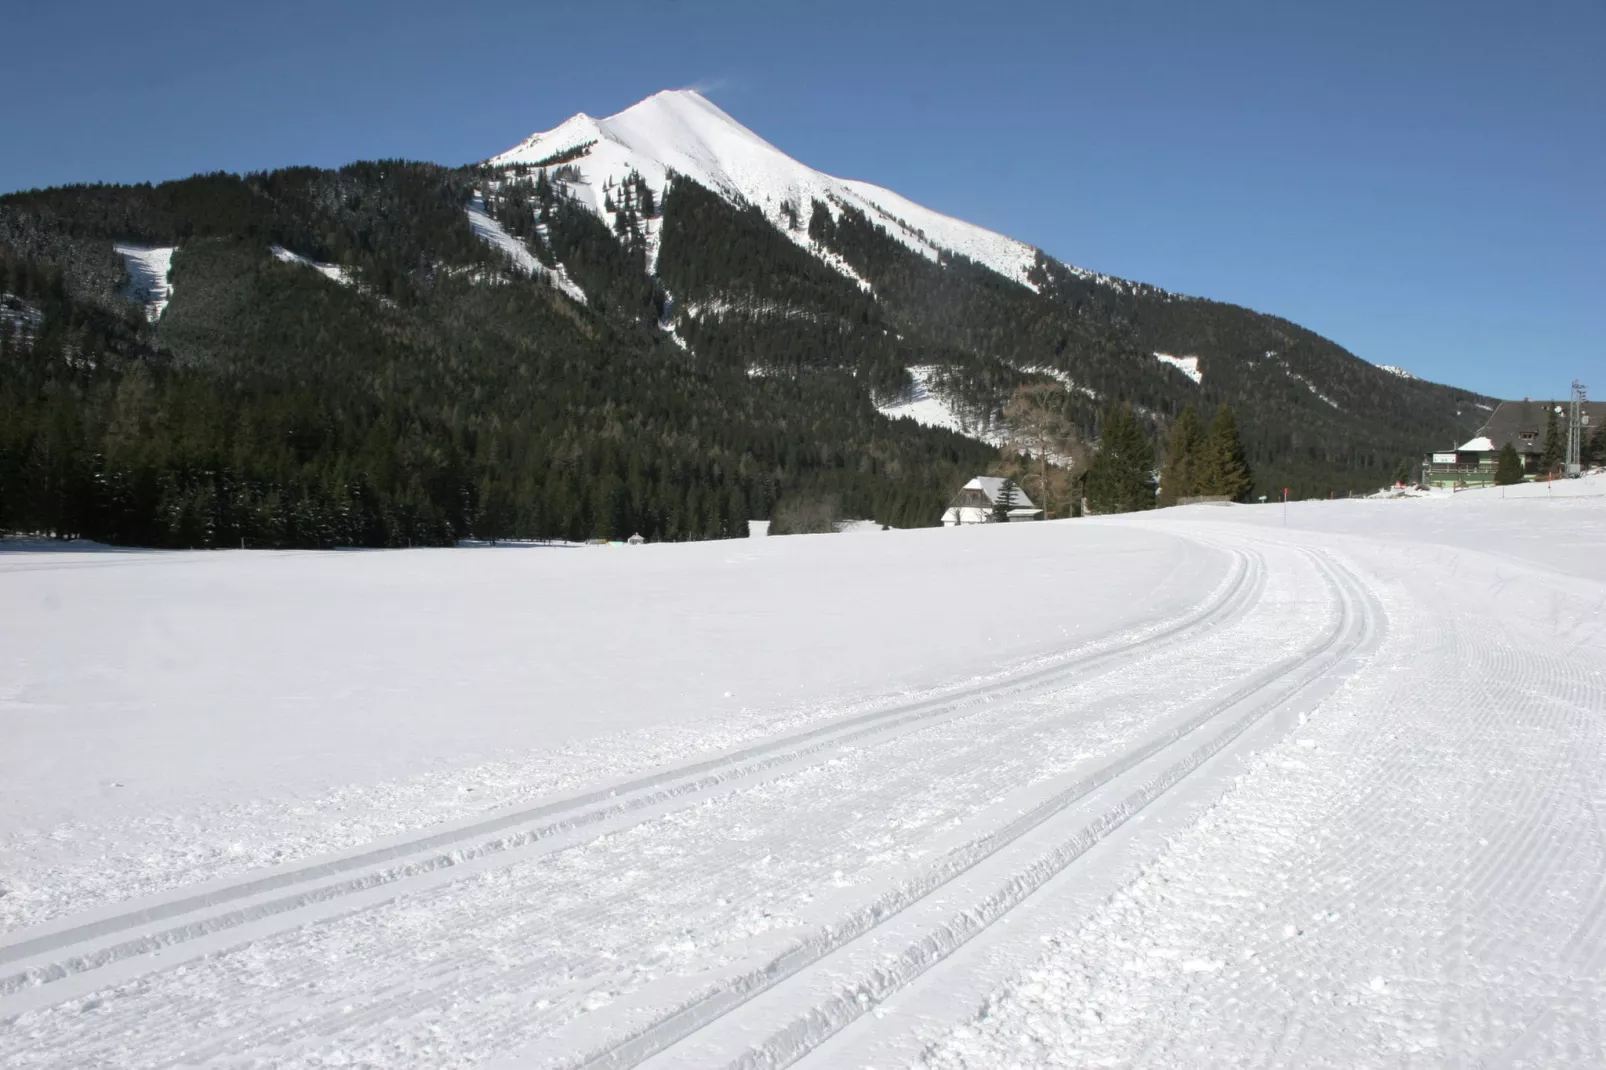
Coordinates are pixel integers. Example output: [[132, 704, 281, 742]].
[[1158, 402, 1202, 506], [1084, 404, 1156, 514], [0, 166, 993, 547], [1195, 404, 1255, 502], [1541, 404, 1564, 473], [1587, 424, 1606, 468], [1495, 443, 1525, 485], [0, 141, 1502, 548], [992, 478, 1017, 523]]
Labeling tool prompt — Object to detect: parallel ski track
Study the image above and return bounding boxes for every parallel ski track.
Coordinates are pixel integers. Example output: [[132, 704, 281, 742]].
[[0, 544, 1263, 1013], [570, 548, 1380, 1070]]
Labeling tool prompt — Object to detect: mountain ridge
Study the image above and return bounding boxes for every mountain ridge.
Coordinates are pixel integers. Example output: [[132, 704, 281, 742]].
[[0, 89, 1495, 548]]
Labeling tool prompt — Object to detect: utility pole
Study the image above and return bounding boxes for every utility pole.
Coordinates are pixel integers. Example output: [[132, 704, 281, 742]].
[[1565, 380, 1588, 477]]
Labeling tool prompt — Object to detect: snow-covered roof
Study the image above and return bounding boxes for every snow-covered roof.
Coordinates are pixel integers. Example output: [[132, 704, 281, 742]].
[[963, 476, 1037, 510], [1458, 436, 1495, 452]]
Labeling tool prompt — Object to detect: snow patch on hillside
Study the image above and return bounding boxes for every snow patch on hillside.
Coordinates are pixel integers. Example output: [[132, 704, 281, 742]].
[[1154, 352, 1203, 384], [876, 366, 1003, 445], [270, 246, 354, 286], [1019, 365, 1100, 399], [464, 197, 586, 304], [1377, 364, 1417, 380], [113, 243, 174, 322], [1286, 367, 1339, 409], [0, 293, 43, 340], [490, 90, 1051, 293]]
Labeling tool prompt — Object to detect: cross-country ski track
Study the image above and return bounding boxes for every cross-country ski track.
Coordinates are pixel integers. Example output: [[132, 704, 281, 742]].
[[3, 484, 1605, 1068]]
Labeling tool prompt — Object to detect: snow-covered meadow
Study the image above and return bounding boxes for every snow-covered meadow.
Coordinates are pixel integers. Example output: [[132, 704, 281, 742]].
[[3, 477, 1604, 1067]]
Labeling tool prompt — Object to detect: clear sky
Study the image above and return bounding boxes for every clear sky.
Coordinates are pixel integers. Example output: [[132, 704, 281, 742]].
[[4, 0, 1600, 400]]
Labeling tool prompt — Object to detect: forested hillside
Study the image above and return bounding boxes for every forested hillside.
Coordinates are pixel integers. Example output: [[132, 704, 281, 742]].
[[0, 96, 1496, 547]]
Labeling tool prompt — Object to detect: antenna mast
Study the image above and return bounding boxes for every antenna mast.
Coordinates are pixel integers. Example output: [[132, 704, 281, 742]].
[[1565, 380, 1588, 477]]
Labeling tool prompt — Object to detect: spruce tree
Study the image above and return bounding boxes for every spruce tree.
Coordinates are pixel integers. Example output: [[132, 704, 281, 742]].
[[1158, 403, 1202, 506], [1196, 403, 1254, 501], [1587, 423, 1606, 468], [992, 478, 1017, 522], [1084, 404, 1156, 514], [1541, 404, 1564, 474], [1495, 442, 1525, 485]]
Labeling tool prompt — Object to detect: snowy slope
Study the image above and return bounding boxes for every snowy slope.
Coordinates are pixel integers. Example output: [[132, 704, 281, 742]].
[[270, 245, 353, 286], [464, 197, 587, 303], [1377, 363, 1417, 379], [1153, 352, 1202, 384], [5, 492, 1606, 1066], [876, 365, 1005, 444], [489, 90, 1045, 292], [113, 243, 175, 321]]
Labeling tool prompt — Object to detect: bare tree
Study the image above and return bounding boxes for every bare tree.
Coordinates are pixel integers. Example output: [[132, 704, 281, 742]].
[[1002, 383, 1087, 518]]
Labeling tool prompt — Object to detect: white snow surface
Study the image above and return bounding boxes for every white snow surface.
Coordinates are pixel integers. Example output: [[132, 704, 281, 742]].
[[464, 197, 587, 303], [270, 245, 354, 286], [1377, 363, 1417, 379], [5, 475, 1606, 1067], [1153, 351, 1203, 384], [112, 243, 175, 321], [876, 365, 1004, 445], [1458, 435, 1495, 451], [490, 90, 1044, 292]]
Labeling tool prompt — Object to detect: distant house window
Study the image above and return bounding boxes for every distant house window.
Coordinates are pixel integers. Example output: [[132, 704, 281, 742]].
[[1520, 431, 1538, 441]]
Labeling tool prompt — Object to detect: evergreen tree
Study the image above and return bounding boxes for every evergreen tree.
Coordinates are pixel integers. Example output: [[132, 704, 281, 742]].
[[992, 477, 1017, 522], [1587, 423, 1606, 468], [1495, 442, 1525, 485], [1541, 404, 1564, 474], [1195, 403, 1254, 501], [1084, 404, 1156, 514], [1158, 402, 1202, 506]]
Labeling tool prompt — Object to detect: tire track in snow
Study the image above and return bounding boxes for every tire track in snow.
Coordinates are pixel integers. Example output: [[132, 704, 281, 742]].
[[0, 548, 1263, 1018]]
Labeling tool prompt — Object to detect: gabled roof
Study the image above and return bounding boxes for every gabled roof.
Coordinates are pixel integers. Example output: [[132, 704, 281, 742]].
[[1474, 399, 1605, 455], [961, 476, 1037, 510]]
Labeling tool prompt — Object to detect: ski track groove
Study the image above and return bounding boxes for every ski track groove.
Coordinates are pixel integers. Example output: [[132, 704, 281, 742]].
[[907, 536, 1606, 1069], [562, 548, 1374, 1070], [0, 546, 1261, 1032], [0, 547, 1261, 1001]]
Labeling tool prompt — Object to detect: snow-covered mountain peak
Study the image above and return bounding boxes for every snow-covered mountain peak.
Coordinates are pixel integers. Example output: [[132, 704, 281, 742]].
[[488, 90, 1044, 291]]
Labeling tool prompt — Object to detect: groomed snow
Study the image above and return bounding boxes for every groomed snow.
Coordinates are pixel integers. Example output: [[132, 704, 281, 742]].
[[112, 243, 175, 322], [5, 477, 1605, 1067], [1153, 351, 1202, 384], [270, 245, 354, 286], [490, 90, 1047, 293]]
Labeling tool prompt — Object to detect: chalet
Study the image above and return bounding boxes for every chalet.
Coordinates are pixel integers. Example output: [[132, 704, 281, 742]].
[[1422, 399, 1603, 486], [942, 476, 1043, 525]]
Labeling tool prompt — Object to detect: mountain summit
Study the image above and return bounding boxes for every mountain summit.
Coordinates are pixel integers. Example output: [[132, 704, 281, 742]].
[[490, 89, 1043, 290], [0, 88, 1497, 548]]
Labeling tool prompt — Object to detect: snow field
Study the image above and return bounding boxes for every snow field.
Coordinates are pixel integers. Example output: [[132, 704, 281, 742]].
[[3, 486, 1605, 1067], [465, 196, 587, 303], [875, 366, 1004, 445], [489, 90, 1046, 294], [270, 245, 354, 286], [112, 243, 174, 321], [1153, 351, 1202, 384], [920, 523, 1606, 1067]]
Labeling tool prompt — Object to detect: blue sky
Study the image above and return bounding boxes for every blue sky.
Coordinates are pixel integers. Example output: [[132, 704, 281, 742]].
[[4, 0, 1600, 400]]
